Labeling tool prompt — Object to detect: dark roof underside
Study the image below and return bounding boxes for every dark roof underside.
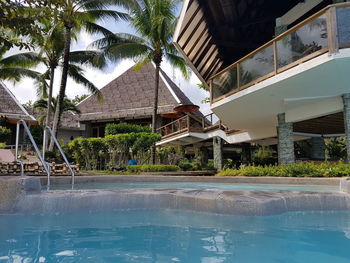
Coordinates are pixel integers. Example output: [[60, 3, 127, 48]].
[[175, 0, 332, 83]]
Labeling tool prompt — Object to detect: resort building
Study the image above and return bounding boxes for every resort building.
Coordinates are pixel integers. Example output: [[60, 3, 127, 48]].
[[0, 82, 37, 145], [76, 63, 202, 138], [167, 0, 350, 164]]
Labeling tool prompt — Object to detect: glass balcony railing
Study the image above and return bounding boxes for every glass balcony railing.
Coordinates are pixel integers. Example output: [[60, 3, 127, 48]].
[[210, 4, 350, 103]]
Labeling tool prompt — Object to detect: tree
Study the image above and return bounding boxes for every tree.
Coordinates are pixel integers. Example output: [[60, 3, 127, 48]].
[[49, 0, 133, 151], [30, 20, 107, 151], [92, 0, 189, 163], [0, 0, 55, 50], [0, 47, 41, 82], [72, 94, 89, 104], [33, 96, 81, 125]]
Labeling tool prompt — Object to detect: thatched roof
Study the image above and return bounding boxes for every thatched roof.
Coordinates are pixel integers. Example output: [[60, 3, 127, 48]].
[[78, 63, 198, 122], [0, 82, 36, 122]]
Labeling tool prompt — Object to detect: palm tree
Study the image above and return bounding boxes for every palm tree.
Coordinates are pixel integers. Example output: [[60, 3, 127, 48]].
[[31, 21, 107, 151], [0, 47, 41, 81], [33, 96, 81, 125], [50, 0, 134, 152], [91, 0, 189, 163]]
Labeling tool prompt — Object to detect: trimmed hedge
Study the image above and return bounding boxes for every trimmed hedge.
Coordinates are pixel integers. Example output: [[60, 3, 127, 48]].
[[105, 123, 151, 135], [216, 162, 350, 178], [126, 165, 180, 173]]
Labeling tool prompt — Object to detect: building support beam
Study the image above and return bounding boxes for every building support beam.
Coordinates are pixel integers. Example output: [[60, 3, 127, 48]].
[[213, 137, 223, 171], [311, 137, 326, 160], [241, 143, 251, 164], [343, 94, 350, 161], [277, 113, 295, 165]]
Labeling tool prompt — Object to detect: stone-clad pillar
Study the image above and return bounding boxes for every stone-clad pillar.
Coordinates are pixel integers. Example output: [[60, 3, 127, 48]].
[[277, 113, 295, 165], [213, 137, 223, 171], [311, 137, 326, 160], [343, 94, 350, 161]]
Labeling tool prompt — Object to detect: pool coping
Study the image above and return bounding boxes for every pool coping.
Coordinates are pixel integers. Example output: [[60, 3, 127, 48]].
[[40, 175, 342, 186], [1, 176, 350, 216]]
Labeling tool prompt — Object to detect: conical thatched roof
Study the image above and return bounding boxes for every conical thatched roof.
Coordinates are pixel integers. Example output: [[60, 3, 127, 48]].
[[0, 82, 36, 122], [78, 64, 198, 121]]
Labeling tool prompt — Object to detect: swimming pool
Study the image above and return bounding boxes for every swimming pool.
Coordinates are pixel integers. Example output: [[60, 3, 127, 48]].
[[1, 209, 350, 263], [50, 181, 339, 192]]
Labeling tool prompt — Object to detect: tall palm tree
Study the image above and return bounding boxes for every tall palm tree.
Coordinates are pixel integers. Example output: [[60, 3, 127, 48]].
[[0, 47, 41, 81], [31, 21, 107, 151], [50, 0, 134, 151], [34, 96, 81, 125], [91, 0, 189, 163]]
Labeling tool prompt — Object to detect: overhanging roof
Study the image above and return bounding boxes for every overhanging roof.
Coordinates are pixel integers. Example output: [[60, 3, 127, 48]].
[[174, 0, 332, 84]]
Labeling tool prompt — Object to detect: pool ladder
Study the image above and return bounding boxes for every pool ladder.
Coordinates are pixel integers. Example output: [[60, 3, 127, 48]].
[[15, 120, 75, 189]]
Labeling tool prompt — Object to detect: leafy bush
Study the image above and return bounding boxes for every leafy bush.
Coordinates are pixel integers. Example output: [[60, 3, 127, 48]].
[[252, 146, 277, 166], [67, 132, 161, 170], [178, 159, 193, 171], [105, 123, 151, 135], [326, 137, 347, 161], [0, 126, 11, 142], [216, 162, 350, 177], [126, 165, 180, 173]]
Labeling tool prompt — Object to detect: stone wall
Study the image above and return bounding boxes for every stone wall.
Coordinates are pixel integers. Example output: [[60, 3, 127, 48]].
[[0, 162, 80, 175], [340, 178, 350, 194]]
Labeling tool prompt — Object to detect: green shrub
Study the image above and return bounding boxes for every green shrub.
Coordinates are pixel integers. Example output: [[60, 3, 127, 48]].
[[105, 123, 151, 135], [126, 165, 180, 173], [178, 159, 193, 171], [0, 126, 11, 142], [204, 159, 215, 170], [216, 162, 350, 178]]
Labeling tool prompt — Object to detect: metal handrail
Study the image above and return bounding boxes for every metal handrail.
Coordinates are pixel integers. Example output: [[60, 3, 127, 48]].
[[15, 120, 51, 188], [44, 126, 75, 189]]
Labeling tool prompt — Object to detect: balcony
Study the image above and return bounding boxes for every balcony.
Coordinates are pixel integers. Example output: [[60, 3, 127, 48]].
[[209, 3, 350, 104], [157, 113, 228, 140]]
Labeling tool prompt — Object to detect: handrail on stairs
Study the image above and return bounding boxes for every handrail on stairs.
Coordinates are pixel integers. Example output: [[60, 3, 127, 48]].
[[15, 120, 51, 189], [43, 126, 75, 189]]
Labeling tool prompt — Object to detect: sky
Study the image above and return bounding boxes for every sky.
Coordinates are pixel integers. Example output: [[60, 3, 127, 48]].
[[3, 3, 212, 115]]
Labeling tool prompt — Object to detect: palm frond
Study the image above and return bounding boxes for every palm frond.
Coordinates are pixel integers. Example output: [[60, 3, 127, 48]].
[[0, 68, 41, 82], [0, 52, 42, 68], [68, 64, 103, 102], [70, 50, 107, 69], [165, 52, 190, 80]]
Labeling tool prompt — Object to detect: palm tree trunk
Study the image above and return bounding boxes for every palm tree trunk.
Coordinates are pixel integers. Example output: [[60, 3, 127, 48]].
[[49, 25, 72, 150], [43, 66, 55, 154], [150, 62, 160, 164]]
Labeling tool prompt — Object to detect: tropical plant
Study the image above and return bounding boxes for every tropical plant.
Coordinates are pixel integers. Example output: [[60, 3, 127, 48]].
[[0, 0, 55, 50], [29, 21, 108, 151], [91, 0, 189, 163], [0, 47, 41, 82], [49, 0, 133, 151], [0, 126, 11, 142], [33, 96, 81, 125]]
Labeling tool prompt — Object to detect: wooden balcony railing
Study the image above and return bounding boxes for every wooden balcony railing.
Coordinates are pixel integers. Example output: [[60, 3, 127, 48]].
[[157, 113, 228, 139], [209, 3, 350, 104]]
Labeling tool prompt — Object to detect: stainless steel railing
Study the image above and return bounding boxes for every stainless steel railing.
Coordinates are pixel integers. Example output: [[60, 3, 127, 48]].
[[43, 126, 75, 189], [15, 120, 51, 188]]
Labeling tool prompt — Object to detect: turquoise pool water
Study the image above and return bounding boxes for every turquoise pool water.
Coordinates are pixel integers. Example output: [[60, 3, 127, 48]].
[[1, 210, 350, 262], [50, 182, 339, 192]]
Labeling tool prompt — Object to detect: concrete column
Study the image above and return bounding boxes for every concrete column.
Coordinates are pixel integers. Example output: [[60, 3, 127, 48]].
[[343, 94, 350, 161], [311, 137, 326, 160], [241, 143, 251, 164], [277, 113, 295, 165], [213, 137, 223, 171]]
